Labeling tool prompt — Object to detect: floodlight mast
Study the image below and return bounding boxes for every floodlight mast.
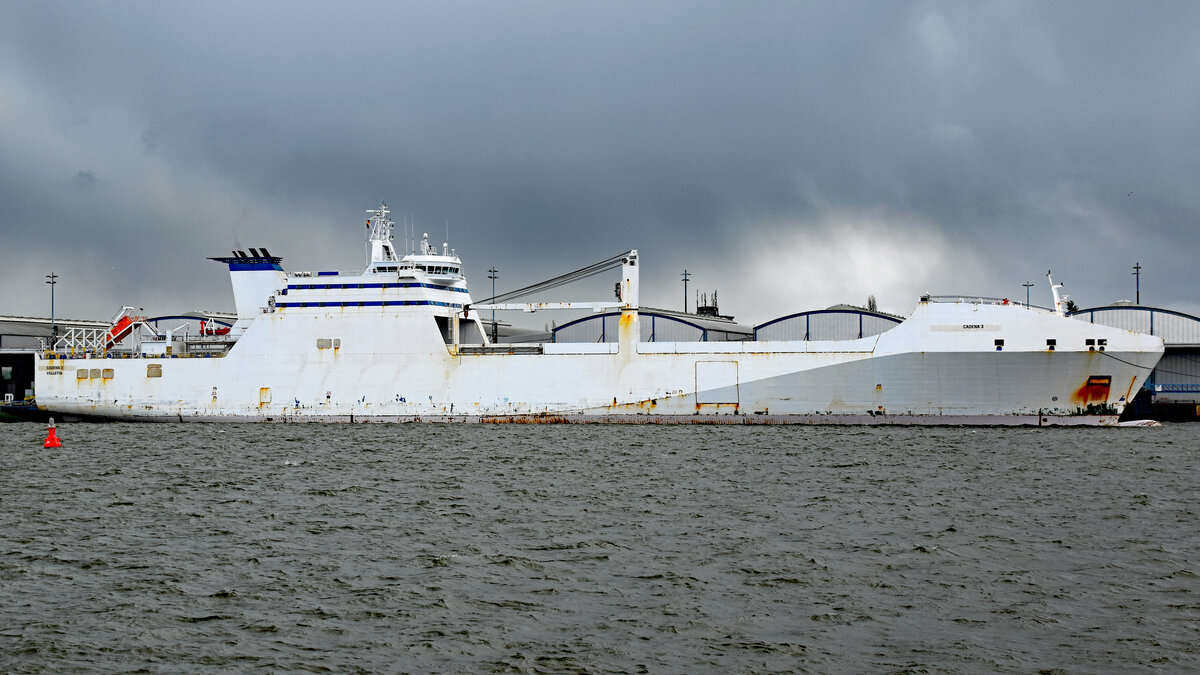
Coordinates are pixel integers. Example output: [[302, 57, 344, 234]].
[[46, 272, 58, 341], [487, 267, 499, 342]]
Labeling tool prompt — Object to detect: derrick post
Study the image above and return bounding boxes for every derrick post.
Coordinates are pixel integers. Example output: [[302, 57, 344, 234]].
[[618, 251, 639, 354]]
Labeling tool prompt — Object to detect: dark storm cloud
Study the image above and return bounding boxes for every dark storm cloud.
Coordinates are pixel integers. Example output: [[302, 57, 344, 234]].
[[72, 171, 97, 190], [2, 1, 1199, 322]]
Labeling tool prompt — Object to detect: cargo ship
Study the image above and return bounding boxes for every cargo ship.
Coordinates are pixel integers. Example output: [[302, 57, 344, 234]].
[[33, 204, 1164, 424]]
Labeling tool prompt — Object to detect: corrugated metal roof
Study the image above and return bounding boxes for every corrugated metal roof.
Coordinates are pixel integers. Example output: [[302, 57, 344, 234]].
[[1072, 305, 1200, 347], [0, 315, 110, 338], [551, 307, 753, 343]]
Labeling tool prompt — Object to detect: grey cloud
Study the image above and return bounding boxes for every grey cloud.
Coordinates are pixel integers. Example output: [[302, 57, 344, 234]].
[[72, 171, 97, 189], [1, 1, 1198, 323]]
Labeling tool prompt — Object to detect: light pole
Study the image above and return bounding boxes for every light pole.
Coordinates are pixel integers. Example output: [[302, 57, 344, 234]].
[[681, 269, 691, 313], [1132, 262, 1141, 304], [1022, 281, 1033, 306], [46, 273, 58, 341], [487, 267, 498, 343]]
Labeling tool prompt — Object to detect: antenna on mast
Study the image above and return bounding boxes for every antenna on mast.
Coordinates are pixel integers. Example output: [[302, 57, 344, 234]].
[[1046, 270, 1066, 316]]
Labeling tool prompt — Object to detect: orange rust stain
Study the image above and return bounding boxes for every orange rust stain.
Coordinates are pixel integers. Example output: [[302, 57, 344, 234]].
[[608, 397, 662, 413], [1072, 376, 1111, 405], [619, 312, 633, 328], [1122, 375, 1137, 405], [480, 415, 571, 424]]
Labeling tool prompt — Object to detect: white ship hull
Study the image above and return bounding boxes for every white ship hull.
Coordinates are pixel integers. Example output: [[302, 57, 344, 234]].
[[32, 204, 1164, 425], [35, 302, 1162, 425]]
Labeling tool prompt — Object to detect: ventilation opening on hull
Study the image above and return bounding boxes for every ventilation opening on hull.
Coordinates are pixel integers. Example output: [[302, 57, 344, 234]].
[[435, 316, 452, 345]]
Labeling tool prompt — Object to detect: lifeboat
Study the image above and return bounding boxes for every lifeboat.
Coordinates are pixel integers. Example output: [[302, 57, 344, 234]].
[[104, 315, 135, 349], [200, 320, 231, 336]]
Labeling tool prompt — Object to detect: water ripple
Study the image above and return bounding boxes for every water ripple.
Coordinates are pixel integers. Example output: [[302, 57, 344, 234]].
[[1, 423, 1197, 672]]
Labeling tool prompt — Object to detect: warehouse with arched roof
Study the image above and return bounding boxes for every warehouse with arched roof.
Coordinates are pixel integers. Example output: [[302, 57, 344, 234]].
[[753, 307, 904, 341]]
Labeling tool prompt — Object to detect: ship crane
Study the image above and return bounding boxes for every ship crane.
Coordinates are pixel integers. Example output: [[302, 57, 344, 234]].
[[469, 250, 638, 314]]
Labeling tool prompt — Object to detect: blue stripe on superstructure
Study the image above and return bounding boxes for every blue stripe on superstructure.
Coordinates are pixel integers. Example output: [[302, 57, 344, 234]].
[[285, 282, 469, 293], [228, 262, 284, 271], [275, 300, 464, 309]]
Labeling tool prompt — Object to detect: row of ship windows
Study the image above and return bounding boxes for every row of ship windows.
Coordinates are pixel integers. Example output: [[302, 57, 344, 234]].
[[369, 265, 461, 275], [276, 301, 463, 308], [419, 265, 461, 275], [992, 338, 1108, 352], [287, 283, 468, 293]]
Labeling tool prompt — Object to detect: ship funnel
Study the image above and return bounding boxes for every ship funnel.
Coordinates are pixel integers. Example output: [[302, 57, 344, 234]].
[[209, 253, 286, 321]]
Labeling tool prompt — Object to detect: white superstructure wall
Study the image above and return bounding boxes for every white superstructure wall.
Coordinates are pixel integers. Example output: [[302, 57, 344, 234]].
[[229, 269, 287, 320]]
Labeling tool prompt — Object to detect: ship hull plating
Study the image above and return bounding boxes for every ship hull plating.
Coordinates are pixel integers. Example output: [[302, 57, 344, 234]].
[[33, 217, 1164, 427], [35, 302, 1162, 426]]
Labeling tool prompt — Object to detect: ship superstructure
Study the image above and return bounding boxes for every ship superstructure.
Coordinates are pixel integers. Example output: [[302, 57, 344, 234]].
[[34, 203, 1164, 424]]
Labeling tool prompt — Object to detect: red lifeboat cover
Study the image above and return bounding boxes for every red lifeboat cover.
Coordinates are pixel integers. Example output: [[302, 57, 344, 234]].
[[105, 316, 134, 348]]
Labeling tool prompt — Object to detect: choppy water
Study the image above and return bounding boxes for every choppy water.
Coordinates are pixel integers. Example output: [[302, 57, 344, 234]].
[[1, 423, 1197, 673]]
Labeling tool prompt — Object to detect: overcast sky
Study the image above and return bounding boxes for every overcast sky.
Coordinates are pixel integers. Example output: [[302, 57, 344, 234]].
[[3, 1, 1199, 326]]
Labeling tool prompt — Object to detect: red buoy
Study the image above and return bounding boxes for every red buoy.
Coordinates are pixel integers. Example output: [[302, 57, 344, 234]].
[[44, 418, 62, 448]]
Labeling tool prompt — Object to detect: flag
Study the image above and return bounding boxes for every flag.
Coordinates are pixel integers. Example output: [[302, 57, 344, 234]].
[[366, 219, 371, 229]]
